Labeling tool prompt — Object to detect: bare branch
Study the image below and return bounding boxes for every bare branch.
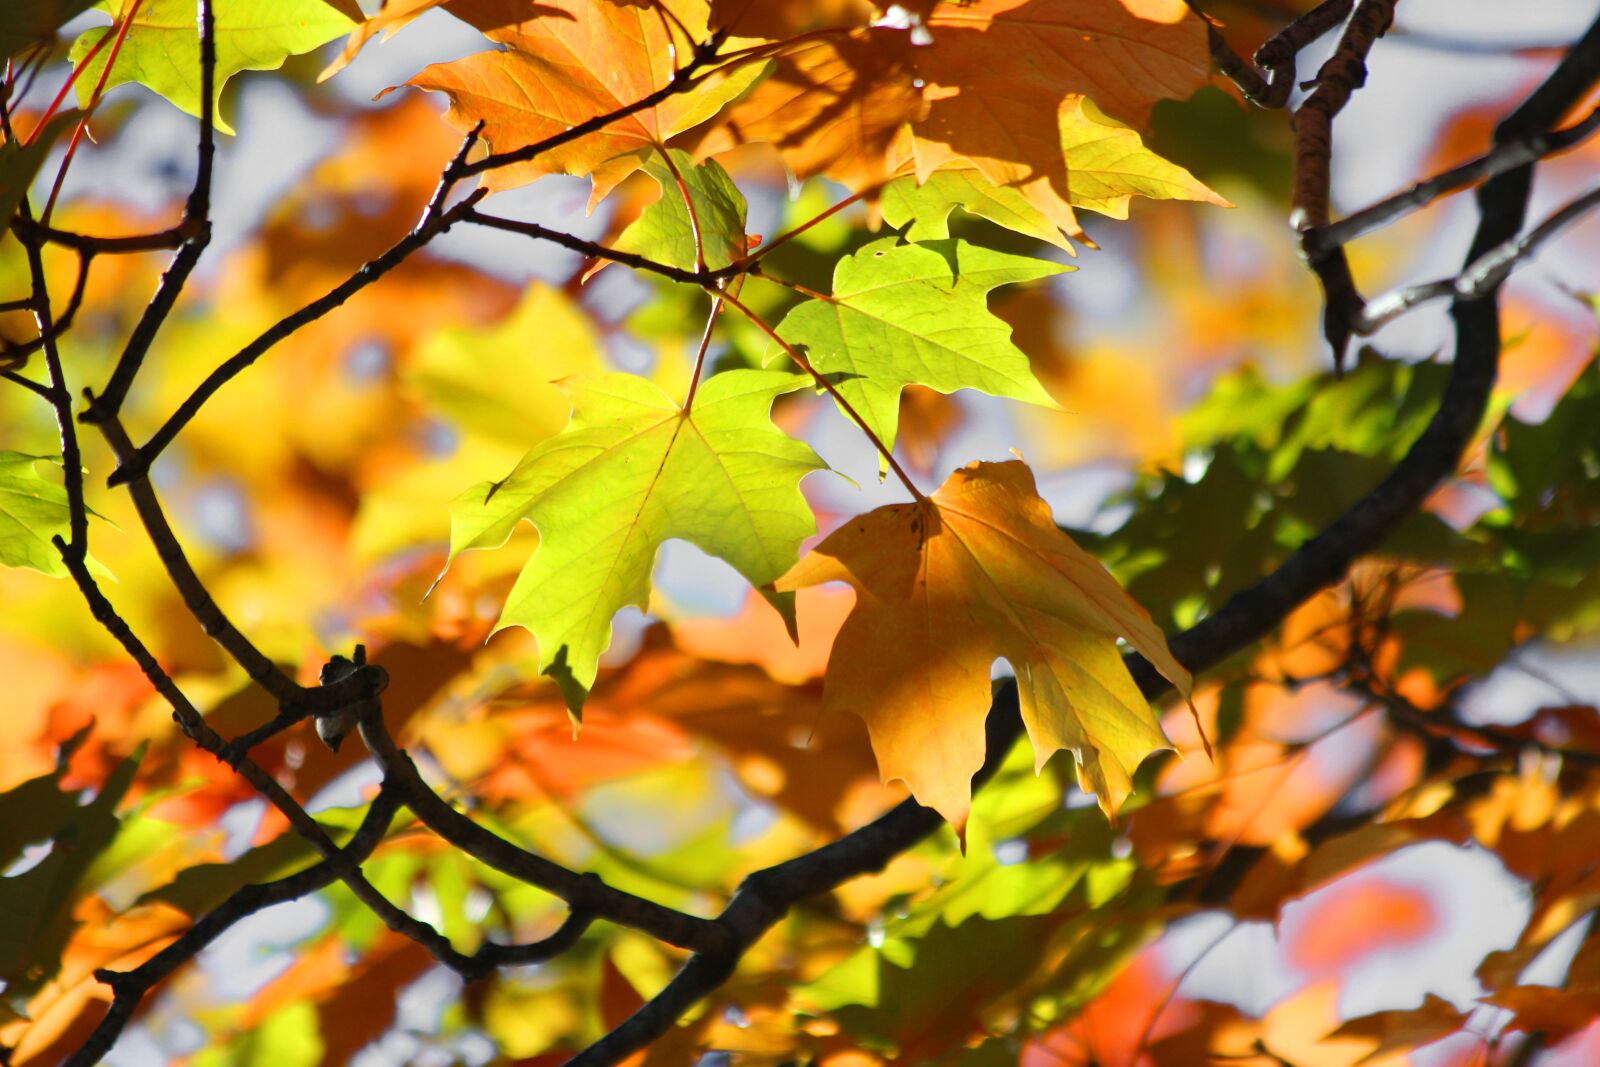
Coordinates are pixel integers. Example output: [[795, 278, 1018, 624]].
[[62, 789, 405, 1067], [1356, 181, 1600, 333], [0, 249, 92, 364], [454, 28, 730, 179], [1304, 103, 1600, 255], [110, 191, 486, 485], [1190, 0, 1354, 108], [10, 216, 187, 253], [80, 0, 218, 424], [354, 702, 732, 955], [465, 208, 730, 285]]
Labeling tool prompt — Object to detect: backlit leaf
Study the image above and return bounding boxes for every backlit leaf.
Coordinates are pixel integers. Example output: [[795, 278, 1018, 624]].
[[778, 459, 1192, 828], [446, 370, 825, 716], [405, 0, 763, 204], [774, 238, 1065, 462], [0, 452, 76, 577], [612, 150, 748, 273]]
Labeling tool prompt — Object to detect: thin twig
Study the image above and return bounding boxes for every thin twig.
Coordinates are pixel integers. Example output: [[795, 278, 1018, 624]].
[[681, 294, 723, 412], [1190, 0, 1355, 108], [455, 29, 731, 179], [62, 789, 405, 1067], [0, 367, 53, 399], [110, 191, 485, 482], [12, 216, 187, 253], [465, 209, 727, 285], [1305, 103, 1600, 255], [0, 248, 92, 363], [1356, 182, 1600, 334]]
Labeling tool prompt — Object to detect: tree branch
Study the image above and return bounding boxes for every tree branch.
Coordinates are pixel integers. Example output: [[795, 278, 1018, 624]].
[[108, 190, 485, 485], [1303, 102, 1600, 256], [354, 701, 732, 955], [453, 29, 730, 179], [1191, 0, 1354, 109], [62, 788, 405, 1067], [1354, 177, 1600, 334]]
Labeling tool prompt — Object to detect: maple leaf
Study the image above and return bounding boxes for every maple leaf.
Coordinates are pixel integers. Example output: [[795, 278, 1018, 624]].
[[611, 149, 749, 272], [69, 0, 355, 134], [910, 0, 1210, 185], [1058, 98, 1229, 219], [403, 0, 763, 204], [881, 165, 1079, 253], [0, 452, 98, 577], [780, 460, 1196, 825], [774, 237, 1065, 462], [445, 370, 826, 716], [777, 459, 1193, 829]]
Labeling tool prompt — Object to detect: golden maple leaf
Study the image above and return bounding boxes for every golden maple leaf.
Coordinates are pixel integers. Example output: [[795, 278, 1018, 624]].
[[778, 458, 1195, 830]]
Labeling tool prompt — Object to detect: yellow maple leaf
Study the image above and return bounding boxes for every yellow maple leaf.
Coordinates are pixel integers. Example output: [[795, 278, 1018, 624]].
[[777, 459, 1194, 830]]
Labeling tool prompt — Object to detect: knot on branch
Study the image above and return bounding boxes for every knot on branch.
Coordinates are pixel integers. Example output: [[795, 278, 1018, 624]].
[[313, 644, 390, 753], [92, 968, 139, 997]]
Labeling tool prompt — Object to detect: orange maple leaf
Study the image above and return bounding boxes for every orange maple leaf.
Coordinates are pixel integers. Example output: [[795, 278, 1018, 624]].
[[404, 0, 761, 204], [778, 459, 1193, 830]]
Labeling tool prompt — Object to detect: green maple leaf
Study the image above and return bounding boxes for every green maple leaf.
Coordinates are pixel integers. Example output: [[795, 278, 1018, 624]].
[[445, 369, 825, 716], [0, 452, 81, 576], [774, 238, 1066, 464], [70, 0, 354, 134], [612, 150, 749, 273]]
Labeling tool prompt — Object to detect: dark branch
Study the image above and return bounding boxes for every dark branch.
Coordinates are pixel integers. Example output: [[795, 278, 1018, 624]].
[[62, 789, 404, 1067], [2, 249, 92, 371], [354, 702, 732, 955], [1192, 0, 1354, 109], [466, 208, 740, 285], [10, 216, 187, 254]]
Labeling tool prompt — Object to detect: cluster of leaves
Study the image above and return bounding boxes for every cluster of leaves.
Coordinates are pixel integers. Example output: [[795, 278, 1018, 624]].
[[2, 0, 1600, 1064]]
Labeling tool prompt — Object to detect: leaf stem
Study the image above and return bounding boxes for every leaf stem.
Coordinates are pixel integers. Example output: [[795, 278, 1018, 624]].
[[681, 293, 723, 413], [717, 287, 925, 502], [738, 189, 868, 266], [23, 27, 113, 145]]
